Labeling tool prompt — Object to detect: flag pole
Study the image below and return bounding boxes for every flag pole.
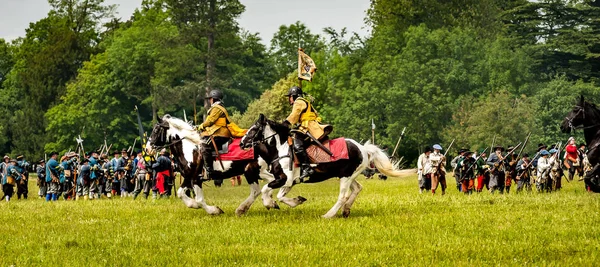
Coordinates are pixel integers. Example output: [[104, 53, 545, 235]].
[[371, 118, 375, 144]]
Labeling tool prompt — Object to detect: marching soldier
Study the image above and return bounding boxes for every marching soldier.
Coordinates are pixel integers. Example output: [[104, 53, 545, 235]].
[[77, 159, 92, 200], [564, 137, 579, 181], [132, 151, 149, 199], [2, 158, 17, 201], [60, 153, 77, 200], [120, 149, 132, 197], [152, 148, 172, 197], [549, 148, 563, 191], [196, 90, 232, 181], [282, 86, 333, 180], [417, 146, 433, 193], [451, 149, 467, 192], [429, 144, 446, 195], [487, 146, 506, 194], [110, 150, 124, 197], [536, 150, 551, 192], [515, 153, 532, 193], [46, 152, 61, 201], [474, 149, 489, 192], [504, 150, 518, 194], [0, 156, 10, 200], [36, 159, 47, 199], [15, 155, 29, 199], [458, 151, 476, 194], [88, 151, 100, 199], [101, 154, 114, 198]]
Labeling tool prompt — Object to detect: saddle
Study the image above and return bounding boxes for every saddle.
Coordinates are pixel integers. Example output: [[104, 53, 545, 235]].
[[211, 139, 231, 157], [290, 137, 349, 165]]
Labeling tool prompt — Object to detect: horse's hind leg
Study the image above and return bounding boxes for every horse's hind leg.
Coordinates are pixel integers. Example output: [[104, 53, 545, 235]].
[[323, 177, 354, 219], [236, 163, 262, 216], [342, 180, 363, 218]]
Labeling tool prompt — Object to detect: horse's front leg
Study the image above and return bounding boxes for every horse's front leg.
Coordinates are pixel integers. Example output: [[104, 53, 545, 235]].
[[276, 163, 306, 208], [235, 163, 262, 216], [193, 184, 224, 215]]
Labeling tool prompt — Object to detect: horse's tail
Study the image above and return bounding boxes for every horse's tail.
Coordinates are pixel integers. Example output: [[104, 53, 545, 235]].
[[363, 142, 404, 177]]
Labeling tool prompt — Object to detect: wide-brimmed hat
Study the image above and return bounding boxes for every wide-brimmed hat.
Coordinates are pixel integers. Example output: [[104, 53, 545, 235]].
[[540, 150, 550, 156], [537, 144, 547, 152], [464, 151, 473, 156], [424, 146, 432, 153], [3, 155, 9, 160], [50, 151, 59, 157], [523, 153, 529, 158], [432, 144, 442, 150], [113, 150, 120, 155], [66, 152, 78, 158], [10, 159, 17, 163], [16, 155, 24, 160], [39, 159, 45, 163], [549, 149, 558, 154], [493, 146, 505, 152], [459, 148, 468, 154]]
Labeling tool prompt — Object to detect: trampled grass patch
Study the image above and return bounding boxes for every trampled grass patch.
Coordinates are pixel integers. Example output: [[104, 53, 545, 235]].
[[1, 175, 599, 266]]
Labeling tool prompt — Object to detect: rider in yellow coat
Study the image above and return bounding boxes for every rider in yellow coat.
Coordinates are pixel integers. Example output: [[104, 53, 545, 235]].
[[197, 90, 231, 179], [282, 86, 332, 179]]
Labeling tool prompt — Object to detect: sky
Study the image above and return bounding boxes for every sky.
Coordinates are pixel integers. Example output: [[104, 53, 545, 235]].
[[0, 0, 371, 45]]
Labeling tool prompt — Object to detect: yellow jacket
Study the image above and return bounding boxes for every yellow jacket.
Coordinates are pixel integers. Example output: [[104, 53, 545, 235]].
[[200, 102, 232, 138], [285, 97, 332, 140]]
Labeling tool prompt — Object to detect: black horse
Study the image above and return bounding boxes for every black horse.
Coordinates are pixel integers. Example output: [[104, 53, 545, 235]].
[[561, 96, 600, 192]]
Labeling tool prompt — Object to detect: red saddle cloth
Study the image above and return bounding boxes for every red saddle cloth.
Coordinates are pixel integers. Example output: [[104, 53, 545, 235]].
[[218, 138, 254, 161], [306, 138, 349, 163]]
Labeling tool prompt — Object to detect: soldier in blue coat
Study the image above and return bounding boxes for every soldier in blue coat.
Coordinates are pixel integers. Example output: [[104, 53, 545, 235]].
[[77, 158, 92, 200], [60, 153, 78, 200], [36, 159, 47, 198], [110, 150, 124, 197], [46, 152, 61, 201], [88, 151, 100, 199], [2, 159, 18, 201], [15, 155, 30, 199]]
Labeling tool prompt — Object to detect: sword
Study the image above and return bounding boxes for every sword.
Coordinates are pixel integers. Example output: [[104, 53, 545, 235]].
[[302, 131, 333, 156], [210, 136, 225, 170]]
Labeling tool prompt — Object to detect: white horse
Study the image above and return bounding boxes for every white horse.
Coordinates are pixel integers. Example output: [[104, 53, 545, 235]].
[[241, 114, 404, 218], [146, 115, 276, 216]]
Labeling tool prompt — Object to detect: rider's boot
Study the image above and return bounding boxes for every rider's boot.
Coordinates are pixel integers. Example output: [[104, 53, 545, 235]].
[[203, 152, 214, 181], [296, 150, 314, 180]]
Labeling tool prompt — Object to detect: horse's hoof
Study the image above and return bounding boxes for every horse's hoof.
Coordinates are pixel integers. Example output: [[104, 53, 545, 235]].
[[235, 209, 246, 217], [212, 207, 224, 215], [298, 196, 307, 203], [342, 210, 350, 218], [273, 202, 280, 210]]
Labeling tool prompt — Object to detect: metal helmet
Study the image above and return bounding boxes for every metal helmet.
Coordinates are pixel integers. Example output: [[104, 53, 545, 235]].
[[205, 90, 224, 101], [286, 86, 303, 98]]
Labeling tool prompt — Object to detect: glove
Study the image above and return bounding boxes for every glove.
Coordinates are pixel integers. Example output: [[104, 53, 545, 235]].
[[197, 125, 205, 131], [282, 120, 291, 128]]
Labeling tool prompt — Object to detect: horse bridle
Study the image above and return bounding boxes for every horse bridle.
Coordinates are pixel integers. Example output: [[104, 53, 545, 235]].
[[246, 123, 278, 148], [149, 124, 188, 151]]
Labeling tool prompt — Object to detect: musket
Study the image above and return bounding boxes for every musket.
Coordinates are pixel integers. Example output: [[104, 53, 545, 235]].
[[460, 147, 489, 180], [434, 139, 455, 175], [489, 142, 522, 173], [516, 151, 539, 180], [516, 132, 531, 160], [391, 127, 406, 157], [131, 137, 137, 153], [489, 135, 497, 156], [443, 139, 455, 158]]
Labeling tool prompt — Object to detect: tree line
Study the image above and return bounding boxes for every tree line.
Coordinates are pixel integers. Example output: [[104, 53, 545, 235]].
[[0, 0, 599, 164]]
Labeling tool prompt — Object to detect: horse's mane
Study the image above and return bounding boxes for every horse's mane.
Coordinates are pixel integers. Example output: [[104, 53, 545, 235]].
[[163, 115, 202, 144], [266, 119, 291, 135], [586, 101, 600, 117]]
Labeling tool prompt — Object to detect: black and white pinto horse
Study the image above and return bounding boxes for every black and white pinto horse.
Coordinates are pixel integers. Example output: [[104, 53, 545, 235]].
[[561, 96, 600, 192], [145, 115, 278, 215], [240, 114, 404, 218]]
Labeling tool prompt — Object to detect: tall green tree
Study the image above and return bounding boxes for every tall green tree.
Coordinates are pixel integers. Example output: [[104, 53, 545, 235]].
[[270, 21, 325, 79]]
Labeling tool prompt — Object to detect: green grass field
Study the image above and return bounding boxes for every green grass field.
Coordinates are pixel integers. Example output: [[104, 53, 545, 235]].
[[1, 174, 599, 266]]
